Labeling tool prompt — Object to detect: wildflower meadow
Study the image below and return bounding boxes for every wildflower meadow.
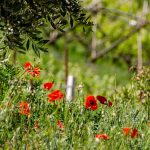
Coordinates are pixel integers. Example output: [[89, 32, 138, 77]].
[[0, 0, 150, 149], [0, 61, 149, 149]]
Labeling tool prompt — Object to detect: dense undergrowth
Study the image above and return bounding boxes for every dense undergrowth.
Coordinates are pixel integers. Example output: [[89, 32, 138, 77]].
[[0, 62, 149, 149]]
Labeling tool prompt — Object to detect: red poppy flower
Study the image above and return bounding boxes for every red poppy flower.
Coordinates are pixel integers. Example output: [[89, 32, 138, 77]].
[[28, 67, 40, 77], [123, 127, 132, 136], [32, 67, 40, 77], [95, 134, 109, 140], [123, 127, 139, 138], [57, 120, 64, 129], [108, 101, 113, 107], [131, 128, 139, 139], [96, 95, 107, 105], [24, 62, 33, 71], [48, 90, 63, 102], [85, 95, 98, 110], [19, 101, 30, 116], [43, 82, 54, 90], [24, 62, 40, 77]]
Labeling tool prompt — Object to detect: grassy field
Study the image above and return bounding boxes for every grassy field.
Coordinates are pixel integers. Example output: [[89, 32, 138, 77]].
[[0, 0, 150, 149], [0, 60, 149, 149]]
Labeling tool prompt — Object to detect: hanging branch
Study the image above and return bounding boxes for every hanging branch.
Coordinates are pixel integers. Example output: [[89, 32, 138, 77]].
[[91, 20, 150, 62], [85, 3, 138, 20], [0, 0, 90, 56], [48, 23, 81, 44]]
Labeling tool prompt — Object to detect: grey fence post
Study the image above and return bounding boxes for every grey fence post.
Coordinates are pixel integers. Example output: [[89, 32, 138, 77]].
[[66, 75, 75, 102]]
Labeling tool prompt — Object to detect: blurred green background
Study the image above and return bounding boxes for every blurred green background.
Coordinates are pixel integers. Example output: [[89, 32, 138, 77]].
[[1, 0, 150, 95]]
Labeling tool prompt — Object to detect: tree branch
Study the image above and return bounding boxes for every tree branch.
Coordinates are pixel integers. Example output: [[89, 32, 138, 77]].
[[85, 3, 138, 20], [48, 23, 81, 44], [91, 20, 150, 62]]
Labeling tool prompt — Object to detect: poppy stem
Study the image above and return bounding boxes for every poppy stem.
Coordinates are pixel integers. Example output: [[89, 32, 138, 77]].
[[13, 50, 17, 64], [30, 79, 34, 93]]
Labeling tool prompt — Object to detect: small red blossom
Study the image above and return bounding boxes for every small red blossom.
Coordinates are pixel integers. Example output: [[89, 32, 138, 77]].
[[96, 95, 112, 107], [19, 101, 30, 116], [24, 62, 40, 77], [28, 67, 40, 77], [123, 127, 132, 136], [24, 62, 33, 71], [43, 82, 54, 90], [108, 101, 113, 107], [131, 128, 139, 139], [123, 127, 139, 139], [57, 120, 64, 129], [85, 95, 98, 110], [96, 95, 107, 104], [32, 67, 40, 77], [95, 134, 109, 140], [48, 90, 63, 102]]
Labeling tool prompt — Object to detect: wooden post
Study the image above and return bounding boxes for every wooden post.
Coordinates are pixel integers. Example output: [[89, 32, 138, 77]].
[[66, 75, 75, 102], [137, 0, 148, 74], [137, 33, 143, 74]]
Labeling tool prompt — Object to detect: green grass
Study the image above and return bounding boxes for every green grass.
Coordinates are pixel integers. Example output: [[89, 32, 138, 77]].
[[0, 63, 149, 149]]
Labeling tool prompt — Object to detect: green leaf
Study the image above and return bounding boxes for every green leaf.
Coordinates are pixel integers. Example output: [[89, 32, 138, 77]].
[[47, 16, 51, 22], [51, 21, 57, 29], [58, 28, 65, 33], [83, 27, 85, 33], [17, 50, 26, 54], [26, 39, 30, 50], [70, 16, 74, 28], [59, 19, 68, 26], [32, 43, 40, 57], [39, 47, 48, 52], [17, 45, 26, 51]]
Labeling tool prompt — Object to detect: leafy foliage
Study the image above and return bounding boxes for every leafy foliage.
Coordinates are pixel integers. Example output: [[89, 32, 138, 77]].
[[0, 63, 20, 100], [0, 0, 91, 56]]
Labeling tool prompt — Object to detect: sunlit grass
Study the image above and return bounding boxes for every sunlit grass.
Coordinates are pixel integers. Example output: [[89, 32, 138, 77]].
[[0, 63, 149, 149]]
